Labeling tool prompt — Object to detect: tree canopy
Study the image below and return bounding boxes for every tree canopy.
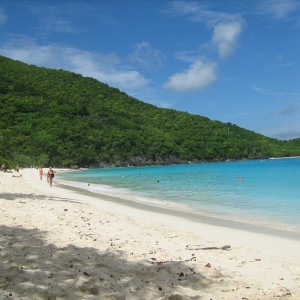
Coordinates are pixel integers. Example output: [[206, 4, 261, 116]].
[[0, 55, 299, 168]]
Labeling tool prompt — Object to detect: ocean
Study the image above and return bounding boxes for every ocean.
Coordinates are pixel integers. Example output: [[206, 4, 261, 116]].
[[57, 158, 300, 232]]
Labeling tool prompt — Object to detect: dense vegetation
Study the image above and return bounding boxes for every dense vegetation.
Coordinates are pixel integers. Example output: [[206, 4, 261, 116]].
[[0, 55, 299, 168]]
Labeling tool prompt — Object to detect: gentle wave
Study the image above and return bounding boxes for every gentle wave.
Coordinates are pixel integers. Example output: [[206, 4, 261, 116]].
[[56, 178, 191, 212]]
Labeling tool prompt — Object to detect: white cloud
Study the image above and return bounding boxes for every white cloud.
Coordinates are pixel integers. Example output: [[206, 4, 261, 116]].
[[173, 50, 199, 63], [0, 8, 7, 25], [167, 1, 244, 59], [27, 4, 83, 36], [40, 17, 79, 34], [279, 105, 298, 116], [0, 37, 149, 90], [168, 1, 239, 25], [263, 124, 300, 140], [129, 41, 165, 69], [258, 0, 299, 19], [212, 21, 243, 58], [164, 59, 217, 91], [29, 2, 120, 36], [251, 85, 300, 97]]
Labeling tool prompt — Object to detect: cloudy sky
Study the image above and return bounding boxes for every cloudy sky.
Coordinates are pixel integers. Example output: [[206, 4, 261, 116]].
[[1, 0, 300, 139]]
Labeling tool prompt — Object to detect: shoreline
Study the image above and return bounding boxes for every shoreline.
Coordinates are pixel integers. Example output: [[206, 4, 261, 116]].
[[1, 168, 300, 299], [57, 180, 300, 242], [56, 165, 300, 239], [56, 158, 300, 236]]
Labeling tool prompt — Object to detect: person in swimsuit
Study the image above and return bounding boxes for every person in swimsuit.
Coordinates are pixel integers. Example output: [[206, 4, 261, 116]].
[[47, 167, 55, 187], [39, 167, 43, 181]]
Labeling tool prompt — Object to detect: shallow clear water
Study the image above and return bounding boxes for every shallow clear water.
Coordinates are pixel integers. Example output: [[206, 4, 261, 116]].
[[58, 158, 300, 229]]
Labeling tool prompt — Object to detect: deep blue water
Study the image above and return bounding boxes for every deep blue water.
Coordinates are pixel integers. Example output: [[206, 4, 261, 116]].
[[57, 158, 300, 230]]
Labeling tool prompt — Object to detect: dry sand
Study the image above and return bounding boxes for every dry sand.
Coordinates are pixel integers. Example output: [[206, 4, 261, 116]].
[[0, 168, 300, 300]]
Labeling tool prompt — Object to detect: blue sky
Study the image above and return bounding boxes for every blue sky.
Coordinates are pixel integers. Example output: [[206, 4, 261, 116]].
[[0, 0, 300, 140]]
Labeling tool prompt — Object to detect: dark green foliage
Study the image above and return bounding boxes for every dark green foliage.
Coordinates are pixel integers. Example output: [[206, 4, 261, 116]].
[[0, 55, 299, 168]]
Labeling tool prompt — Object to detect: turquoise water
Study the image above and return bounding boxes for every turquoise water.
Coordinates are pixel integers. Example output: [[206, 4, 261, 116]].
[[58, 158, 300, 230]]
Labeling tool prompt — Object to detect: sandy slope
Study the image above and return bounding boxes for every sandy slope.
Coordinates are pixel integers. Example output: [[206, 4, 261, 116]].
[[0, 168, 299, 299]]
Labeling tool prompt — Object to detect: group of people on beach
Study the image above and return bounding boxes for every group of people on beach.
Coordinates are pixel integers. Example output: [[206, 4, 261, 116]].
[[39, 167, 55, 187]]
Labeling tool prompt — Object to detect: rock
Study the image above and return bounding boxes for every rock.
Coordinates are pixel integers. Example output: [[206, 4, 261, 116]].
[[168, 294, 184, 300]]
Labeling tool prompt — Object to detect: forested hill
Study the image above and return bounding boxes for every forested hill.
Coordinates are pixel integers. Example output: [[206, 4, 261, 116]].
[[0, 55, 299, 168]]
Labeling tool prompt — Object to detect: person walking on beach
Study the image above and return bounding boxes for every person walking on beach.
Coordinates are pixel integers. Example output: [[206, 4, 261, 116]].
[[47, 167, 55, 187], [39, 167, 43, 181]]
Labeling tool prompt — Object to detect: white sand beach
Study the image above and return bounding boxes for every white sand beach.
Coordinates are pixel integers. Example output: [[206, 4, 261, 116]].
[[0, 168, 300, 300]]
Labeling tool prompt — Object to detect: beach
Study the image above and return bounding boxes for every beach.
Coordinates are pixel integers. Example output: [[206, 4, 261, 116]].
[[1, 168, 300, 300]]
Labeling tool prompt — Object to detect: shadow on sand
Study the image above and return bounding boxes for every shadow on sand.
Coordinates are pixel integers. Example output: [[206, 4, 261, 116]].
[[0, 224, 213, 299]]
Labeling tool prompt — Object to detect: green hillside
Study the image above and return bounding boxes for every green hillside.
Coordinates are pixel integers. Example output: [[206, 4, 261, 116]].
[[0, 55, 299, 168]]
